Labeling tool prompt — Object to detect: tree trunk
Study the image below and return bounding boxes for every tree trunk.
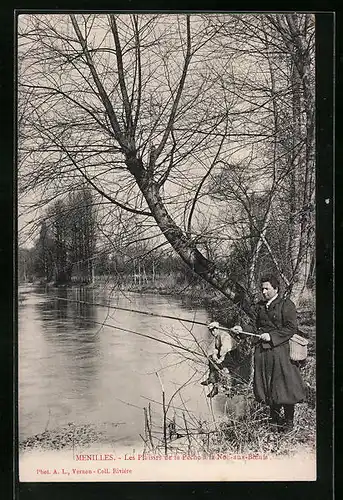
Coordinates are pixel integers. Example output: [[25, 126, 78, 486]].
[[126, 158, 249, 311]]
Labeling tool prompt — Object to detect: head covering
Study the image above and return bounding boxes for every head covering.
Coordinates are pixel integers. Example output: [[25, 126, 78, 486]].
[[208, 321, 219, 330]]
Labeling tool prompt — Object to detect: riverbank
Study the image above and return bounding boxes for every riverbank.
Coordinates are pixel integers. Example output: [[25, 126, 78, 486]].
[[19, 422, 124, 452], [19, 401, 316, 461], [19, 281, 316, 461], [19, 360, 316, 462]]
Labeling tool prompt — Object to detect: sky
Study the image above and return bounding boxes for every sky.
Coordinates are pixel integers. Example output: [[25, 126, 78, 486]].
[[17, 13, 314, 254]]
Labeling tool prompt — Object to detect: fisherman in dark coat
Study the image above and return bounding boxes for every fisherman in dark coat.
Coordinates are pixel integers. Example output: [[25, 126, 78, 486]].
[[232, 274, 307, 432]]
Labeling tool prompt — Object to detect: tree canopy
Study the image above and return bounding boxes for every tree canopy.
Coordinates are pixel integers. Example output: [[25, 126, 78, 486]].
[[18, 13, 315, 309]]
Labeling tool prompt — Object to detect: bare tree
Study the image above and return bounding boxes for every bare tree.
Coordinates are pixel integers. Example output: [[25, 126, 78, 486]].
[[18, 13, 315, 310], [204, 13, 315, 304]]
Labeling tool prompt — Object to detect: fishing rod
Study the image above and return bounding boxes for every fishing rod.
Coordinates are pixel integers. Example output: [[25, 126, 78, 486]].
[[46, 295, 260, 338], [23, 293, 260, 377], [230, 330, 261, 338], [68, 315, 254, 378], [71, 315, 208, 358], [26, 292, 260, 339], [53, 296, 211, 328]]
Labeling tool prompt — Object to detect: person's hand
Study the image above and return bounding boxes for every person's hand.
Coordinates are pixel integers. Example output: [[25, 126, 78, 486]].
[[260, 332, 271, 342], [231, 325, 243, 334]]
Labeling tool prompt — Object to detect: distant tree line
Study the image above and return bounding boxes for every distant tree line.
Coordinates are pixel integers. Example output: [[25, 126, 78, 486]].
[[92, 244, 206, 287], [20, 187, 97, 285], [19, 220, 208, 288]]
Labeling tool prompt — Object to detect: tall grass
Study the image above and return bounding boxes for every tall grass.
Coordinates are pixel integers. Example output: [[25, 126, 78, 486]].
[[139, 366, 316, 459]]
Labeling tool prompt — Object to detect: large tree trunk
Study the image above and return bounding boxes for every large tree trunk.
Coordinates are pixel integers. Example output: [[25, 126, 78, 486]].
[[126, 156, 251, 311]]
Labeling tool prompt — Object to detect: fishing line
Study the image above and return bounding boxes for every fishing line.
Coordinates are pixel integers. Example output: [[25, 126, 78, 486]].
[[54, 295, 211, 328], [22, 292, 257, 363], [71, 314, 208, 359], [30, 293, 254, 336]]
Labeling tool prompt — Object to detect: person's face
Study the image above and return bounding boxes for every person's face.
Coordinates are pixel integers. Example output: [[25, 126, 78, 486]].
[[261, 281, 278, 301], [209, 328, 217, 337]]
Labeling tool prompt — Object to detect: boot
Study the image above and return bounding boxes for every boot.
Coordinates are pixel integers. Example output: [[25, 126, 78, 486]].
[[207, 385, 219, 398], [282, 404, 295, 433], [282, 420, 294, 433], [269, 404, 283, 431], [269, 404, 282, 423]]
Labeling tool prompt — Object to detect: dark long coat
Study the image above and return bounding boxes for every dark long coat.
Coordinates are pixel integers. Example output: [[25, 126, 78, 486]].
[[250, 296, 307, 405]]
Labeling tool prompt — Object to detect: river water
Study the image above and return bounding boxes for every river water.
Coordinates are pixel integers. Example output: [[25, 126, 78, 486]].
[[19, 285, 233, 448]]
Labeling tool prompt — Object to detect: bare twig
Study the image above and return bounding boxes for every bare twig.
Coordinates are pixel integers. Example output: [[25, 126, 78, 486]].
[[156, 372, 168, 456]]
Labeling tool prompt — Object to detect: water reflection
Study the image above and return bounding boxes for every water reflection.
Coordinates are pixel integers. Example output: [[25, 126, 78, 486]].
[[19, 286, 217, 446], [20, 287, 99, 432], [35, 286, 97, 328]]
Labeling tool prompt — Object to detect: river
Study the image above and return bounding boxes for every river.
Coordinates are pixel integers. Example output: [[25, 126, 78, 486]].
[[19, 284, 234, 449]]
